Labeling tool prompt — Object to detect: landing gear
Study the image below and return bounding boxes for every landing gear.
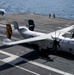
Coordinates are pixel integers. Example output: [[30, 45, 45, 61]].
[[35, 46, 50, 58]]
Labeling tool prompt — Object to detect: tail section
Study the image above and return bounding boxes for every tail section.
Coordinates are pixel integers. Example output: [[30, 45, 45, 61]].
[[6, 24, 12, 39], [28, 19, 35, 31], [5, 22, 19, 45], [13, 21, 19, 30]]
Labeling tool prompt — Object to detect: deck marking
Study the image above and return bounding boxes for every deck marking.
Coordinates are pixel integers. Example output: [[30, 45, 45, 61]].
[[0, 50, 73, 75], [0, 50, 40, 75]]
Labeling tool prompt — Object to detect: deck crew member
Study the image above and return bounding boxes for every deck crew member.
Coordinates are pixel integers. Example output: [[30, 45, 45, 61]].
[[6, 24, 12, 39]]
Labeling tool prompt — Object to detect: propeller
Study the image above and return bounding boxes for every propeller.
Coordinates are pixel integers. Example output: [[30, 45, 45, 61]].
[[51, 32, 61, 53], [71, 27, 74, 38], [52, 38, 60, 51], [71, 31, 74, 38]]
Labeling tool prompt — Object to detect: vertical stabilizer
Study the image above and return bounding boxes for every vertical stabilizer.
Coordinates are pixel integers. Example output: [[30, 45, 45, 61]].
[[13, 21, 19, 30], [28, 19, 35, 31]]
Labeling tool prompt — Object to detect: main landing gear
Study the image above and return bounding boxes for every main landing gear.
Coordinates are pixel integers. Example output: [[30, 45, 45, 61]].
[[35, 45, 51, 58]]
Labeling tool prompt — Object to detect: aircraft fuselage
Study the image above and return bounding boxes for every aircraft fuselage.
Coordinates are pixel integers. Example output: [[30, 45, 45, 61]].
[[18, 27, 74, 54]]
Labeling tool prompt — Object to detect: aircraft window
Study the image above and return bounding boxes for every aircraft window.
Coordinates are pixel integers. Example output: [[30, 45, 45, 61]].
[[30, 35, 33, 38]]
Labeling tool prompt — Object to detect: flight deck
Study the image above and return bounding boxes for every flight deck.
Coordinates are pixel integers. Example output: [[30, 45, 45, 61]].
[[0, 14, 74, 75]]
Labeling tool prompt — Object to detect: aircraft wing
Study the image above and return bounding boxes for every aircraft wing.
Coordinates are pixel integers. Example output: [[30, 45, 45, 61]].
[[47, 25, 74, 38], [56, 25, 74, 36], [4, 25, 74, 46], [4, 35, 47, 45]]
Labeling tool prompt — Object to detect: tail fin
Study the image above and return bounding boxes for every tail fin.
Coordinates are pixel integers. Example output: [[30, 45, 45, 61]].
[[28, 19, 35, 31], [13, 21, 19, 30], [6, 24, 12, 39]]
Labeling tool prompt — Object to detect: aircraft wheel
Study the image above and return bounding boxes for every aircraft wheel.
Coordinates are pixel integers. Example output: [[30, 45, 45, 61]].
[[39, 46, 42, 51], [35, 45, 41, 52], [35, 45, 49, 57], [35, 45, 42, 54], [37, 46, 49, 57]]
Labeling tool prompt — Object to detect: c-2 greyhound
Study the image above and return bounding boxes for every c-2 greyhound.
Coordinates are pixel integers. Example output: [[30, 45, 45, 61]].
[[3, 20, 74, 55]]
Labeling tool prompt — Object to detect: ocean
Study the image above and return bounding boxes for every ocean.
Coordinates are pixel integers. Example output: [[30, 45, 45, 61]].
[[0, 0, 74, 19]]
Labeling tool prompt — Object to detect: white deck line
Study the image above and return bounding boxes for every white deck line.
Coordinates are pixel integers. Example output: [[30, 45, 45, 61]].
[[0, 50, 40, 75], [0, 50, 73, 75]]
